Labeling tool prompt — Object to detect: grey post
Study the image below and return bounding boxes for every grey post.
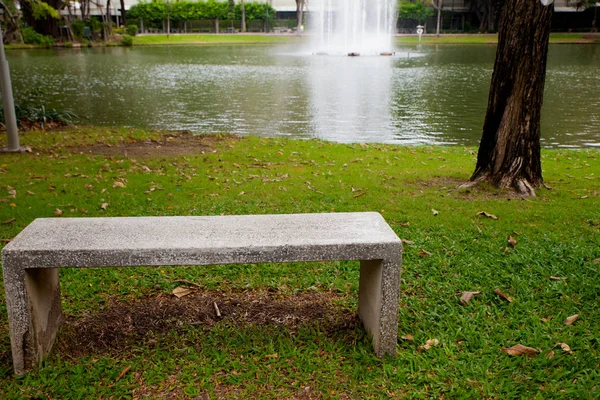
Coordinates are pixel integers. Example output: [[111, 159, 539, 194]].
[[0, 26, 21, 152]]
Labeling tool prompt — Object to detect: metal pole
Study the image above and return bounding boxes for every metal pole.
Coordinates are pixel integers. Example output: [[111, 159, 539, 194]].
[[0, 26, 21, 152]]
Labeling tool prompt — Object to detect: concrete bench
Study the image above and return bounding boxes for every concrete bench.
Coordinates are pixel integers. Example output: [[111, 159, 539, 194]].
[[2, 212, 402, 375]]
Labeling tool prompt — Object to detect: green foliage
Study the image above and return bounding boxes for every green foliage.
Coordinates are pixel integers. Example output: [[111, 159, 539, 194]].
[[21, 26, 55, 47], [128, 0, 275, 27], [398, 0, 433, 23], [71, 19, 87, 38], [126, 24, 139, 36], [0, 90, 78, 128], [29, 0, 61, 20], [121, 34, 134, 46]]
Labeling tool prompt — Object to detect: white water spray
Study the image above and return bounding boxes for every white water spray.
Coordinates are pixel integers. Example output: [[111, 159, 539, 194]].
[[310, 0, 396, 55]]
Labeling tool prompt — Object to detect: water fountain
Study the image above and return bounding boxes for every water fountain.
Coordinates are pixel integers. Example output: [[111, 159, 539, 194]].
[[310, 0, 396, 56]]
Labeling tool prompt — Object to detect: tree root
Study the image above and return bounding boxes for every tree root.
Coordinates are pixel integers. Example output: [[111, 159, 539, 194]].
[[460, 174, 539, 198]]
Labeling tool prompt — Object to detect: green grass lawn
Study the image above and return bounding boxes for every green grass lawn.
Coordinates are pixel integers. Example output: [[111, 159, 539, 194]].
[[133, 34, 299, 46], [395, 33, 593, 45], [1, 127, 599, 398]]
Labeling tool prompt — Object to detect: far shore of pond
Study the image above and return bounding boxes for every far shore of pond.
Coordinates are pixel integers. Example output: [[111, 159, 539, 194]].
[[5, 32, 599, 50]]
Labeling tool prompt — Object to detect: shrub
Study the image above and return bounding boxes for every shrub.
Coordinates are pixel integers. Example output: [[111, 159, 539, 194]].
[[127, 24, 139, 36], [121, 34, 134, 46], [71, 19, 86, 38], [21, 27, 55, 48]]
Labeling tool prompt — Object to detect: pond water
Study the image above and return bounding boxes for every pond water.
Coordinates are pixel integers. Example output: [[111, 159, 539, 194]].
[[7, 44, 600, 147]]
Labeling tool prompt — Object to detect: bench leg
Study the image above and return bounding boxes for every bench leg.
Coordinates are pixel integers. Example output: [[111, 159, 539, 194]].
[[3, 266, 62, 375], [358, 259, 400, 357]]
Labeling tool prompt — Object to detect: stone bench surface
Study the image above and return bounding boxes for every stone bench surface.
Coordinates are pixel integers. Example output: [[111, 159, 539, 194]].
[[3, 212, 400, 268]]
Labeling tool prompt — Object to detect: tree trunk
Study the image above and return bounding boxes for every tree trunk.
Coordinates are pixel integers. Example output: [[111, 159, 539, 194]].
[[296, 0, 304, 32], [106, 0, 113, 35], [435, 0, 443, 36], [120, 0, 127, 27], [241, 0, 246, 33], [469, 0, 553, 197]]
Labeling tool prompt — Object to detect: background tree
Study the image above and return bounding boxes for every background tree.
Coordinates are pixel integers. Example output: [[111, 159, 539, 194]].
[[431, 0, 442, 36], [295, 0, 304, 32], [468, 0, 553, 196], [240, 0, 246, 32], [396, 1, 432, 33], [19, 0, 62, 37]]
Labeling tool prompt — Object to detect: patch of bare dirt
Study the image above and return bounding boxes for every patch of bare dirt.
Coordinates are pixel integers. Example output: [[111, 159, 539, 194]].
[[56, 290, 358, 358], [70, 132, 233, 158]]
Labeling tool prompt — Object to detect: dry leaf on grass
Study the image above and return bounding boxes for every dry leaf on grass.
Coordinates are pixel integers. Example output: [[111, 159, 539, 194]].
[[459, 291, 482, 306], [113, 181, 126, 188], [418, 249, 432, 257], [54, 209, 63, 216], [550, 276, 567, 281], [172, 286, 195, 298], [502, 344, 539, 357], [1, 218, 16, 225], [477, 211, 498, 220], [401, 239, 415, 245], [431, 209, 439, 216], [418, 338, 439, 351], [115, 365, 132, 382], [401, 334, 415, 342], [594, 258, 600, 264], [564, 314, 579, 325], [264, 353, 278, 359], [556, 343, 573, 354], [508, 236, 517, 247], [494, 288, 514, 303], [100, 203, 109, 210]]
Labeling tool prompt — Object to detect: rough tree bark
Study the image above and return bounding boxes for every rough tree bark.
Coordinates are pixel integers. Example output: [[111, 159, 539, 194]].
[[241, 0, 246, 33], [296, 0, 304, 32], [120, 0, 127, 26], [468, 0, 553, 197], [433, 0, 443, 36]]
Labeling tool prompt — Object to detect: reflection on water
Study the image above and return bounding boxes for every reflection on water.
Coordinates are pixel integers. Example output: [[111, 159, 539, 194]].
[[308, 55, 393, 143], [6, 44, 600, 147]]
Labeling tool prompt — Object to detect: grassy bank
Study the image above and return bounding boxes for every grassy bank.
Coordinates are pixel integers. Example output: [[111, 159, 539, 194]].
[[1, 127, 599, 398], [395, 33, 596, 44], [133, 33, 299, 46]]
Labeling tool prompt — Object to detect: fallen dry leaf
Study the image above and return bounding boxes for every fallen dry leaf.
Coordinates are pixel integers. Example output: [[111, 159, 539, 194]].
[[401, 334, 414, 342], [54, 209, 63, 217], [100, 203, 109, 210], [431, 209, 439, 216], [172, 286, 195, 298], [546, 350, 555, 359], [26, 191, 35, 195], [115, 365, 132, 382], [477, 211, 498, 220], [508, 236, 517, 247], [400, 222, 410, 227], [564, 314, 579, 325], [459, 291, 482, 306], [494, 288, 514, 303], [502, 344, 539, 357], [418, 249, 432, 257], [550, 276, 567, 281], [264, 353, 278, 359], [1, 218, 16, 225], [401, 239, 415, 245], [418, 338, 439, 351], [113, 181, 126, 188], [594, 258, 600, 264], [0, 239, 11, 243], [556, 343, 573, 354]]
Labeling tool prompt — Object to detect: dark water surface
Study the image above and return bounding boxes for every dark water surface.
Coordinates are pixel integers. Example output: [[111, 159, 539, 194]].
[[8, 44, 600, 147]]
